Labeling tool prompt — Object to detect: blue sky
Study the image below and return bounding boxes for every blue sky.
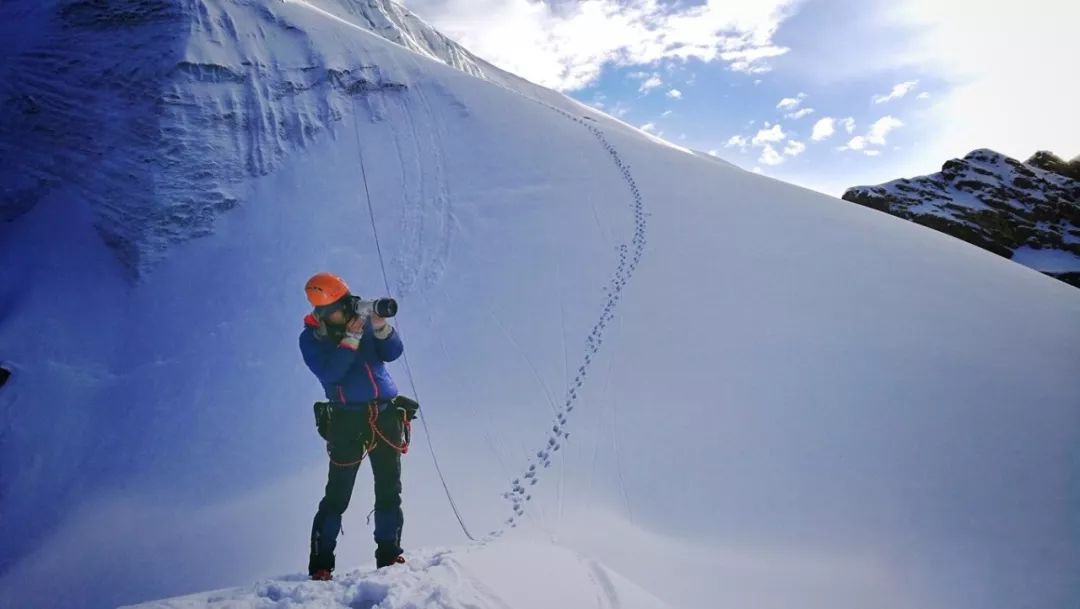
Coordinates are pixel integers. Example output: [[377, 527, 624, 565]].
[[402, 0, 1079, 196]]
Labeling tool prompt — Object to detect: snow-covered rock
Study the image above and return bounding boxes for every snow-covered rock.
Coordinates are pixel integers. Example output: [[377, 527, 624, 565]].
[[843, 148, 1080, 287]]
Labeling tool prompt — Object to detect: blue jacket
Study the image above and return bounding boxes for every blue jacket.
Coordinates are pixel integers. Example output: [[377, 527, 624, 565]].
[[299, 313, 404, 404]]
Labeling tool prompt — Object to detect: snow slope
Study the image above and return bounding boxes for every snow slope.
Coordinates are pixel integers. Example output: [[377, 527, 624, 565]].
[[1, 1, 1079, 609]]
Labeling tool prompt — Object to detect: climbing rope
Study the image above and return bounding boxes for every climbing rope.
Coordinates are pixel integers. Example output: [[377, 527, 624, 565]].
[[351, 102, 476, 542]]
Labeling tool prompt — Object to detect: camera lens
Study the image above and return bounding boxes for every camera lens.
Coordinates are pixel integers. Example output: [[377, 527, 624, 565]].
[[374, 298, 398, 318]]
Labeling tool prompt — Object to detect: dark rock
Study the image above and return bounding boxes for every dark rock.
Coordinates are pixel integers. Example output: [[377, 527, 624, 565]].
[[843, 148, 1080, 288], [1028, 150, 1080, 181]]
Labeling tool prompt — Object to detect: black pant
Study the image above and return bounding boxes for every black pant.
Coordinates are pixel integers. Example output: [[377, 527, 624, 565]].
[[309, 405, 404, 574]]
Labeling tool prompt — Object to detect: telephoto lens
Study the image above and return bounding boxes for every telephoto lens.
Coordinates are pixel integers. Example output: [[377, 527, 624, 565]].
[[372, 298, 397, 318]]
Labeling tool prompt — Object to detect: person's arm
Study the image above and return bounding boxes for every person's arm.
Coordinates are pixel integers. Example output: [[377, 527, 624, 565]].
[[370, 316, 404, 362], [299, 331, 358, 385]]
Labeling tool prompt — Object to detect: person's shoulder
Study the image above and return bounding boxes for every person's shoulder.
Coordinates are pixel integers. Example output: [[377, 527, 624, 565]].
[[299, 325, 318, 345]]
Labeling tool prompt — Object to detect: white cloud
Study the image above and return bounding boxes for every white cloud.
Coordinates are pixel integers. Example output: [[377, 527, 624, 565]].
[[845, 136, 867, 151], [838, 117, 902, 153], [872, 80, 919, 103], [917, 91, 930, 100], [638, 74, 663, 93], [759, 144, 784, 165], [640, 122, 657, 133], [402, 0, 800, 91], [783, 140, 806, 157], [811, 117, 835, 141], [666, 89, 683, 99], [887, 0, 1079, 160], [776, 92, 807, 110], [661, 110, 673, 117], [840, 117, 856, 134], [785, 107, 815, 120], [725, 135, 749, 149], [751, 124, 786, 146], [866, 116, 903, 145], [708, 149, 719, 156], [720, 45, 790, 73]]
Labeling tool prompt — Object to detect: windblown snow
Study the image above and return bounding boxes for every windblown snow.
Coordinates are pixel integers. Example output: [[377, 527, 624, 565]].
[[0, 1, 1078, 609]]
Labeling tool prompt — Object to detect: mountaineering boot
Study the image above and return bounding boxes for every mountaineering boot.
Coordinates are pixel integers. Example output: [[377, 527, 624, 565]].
[[376, 554, 405, 568], [310, 569, 333, 581], [375, 544, 405, 568]]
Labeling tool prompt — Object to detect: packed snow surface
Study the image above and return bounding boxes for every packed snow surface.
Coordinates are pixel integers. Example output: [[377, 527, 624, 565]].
[[122, 542, 668, 609]]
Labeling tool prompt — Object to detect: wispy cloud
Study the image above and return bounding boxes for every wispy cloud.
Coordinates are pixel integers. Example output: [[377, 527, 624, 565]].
[[402, 0, 800, 90], [887, 0, 1079, 160], [785, 107, 815, 120], [640, 122, 657, 133], [776, 92, 807, 110], [873, 80, 919, 104], [638, 74, 664, 93], [666, 89, 683, 99]]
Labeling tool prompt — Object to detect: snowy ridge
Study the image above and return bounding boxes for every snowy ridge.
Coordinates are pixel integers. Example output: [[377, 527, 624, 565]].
[[286, 0, 494, 81], [0, 0, 513, 278]]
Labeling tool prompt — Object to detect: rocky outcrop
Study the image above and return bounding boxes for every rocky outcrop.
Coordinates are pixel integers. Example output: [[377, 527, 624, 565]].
[[843, 149, 1080, 288]]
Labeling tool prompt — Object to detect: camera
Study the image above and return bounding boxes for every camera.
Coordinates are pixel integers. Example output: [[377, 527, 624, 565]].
[[344, 295, 398, 320]]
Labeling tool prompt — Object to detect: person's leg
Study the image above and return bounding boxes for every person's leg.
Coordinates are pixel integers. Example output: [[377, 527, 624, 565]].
[[309, 460, 361, 574], [309, 410, 366, 576], [368, 408, 404, 567]]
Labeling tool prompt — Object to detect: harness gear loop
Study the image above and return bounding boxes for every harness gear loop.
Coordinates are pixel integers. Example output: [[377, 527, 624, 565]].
[[327, 400, 410, 467], [368, 401, 410, 455]]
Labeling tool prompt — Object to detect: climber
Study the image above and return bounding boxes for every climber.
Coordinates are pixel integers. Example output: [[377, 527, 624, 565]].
[[299, 271, 410, 580]]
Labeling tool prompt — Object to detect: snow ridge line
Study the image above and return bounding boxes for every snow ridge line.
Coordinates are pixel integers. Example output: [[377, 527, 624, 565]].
[[483, 92, 649, 539]]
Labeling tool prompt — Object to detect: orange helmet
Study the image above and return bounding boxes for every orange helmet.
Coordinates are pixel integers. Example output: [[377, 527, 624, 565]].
[[305, 272, 350, 307]]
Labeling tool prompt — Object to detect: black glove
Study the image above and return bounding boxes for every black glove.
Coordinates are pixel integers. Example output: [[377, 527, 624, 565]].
[[313, 401, 332, 440]]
